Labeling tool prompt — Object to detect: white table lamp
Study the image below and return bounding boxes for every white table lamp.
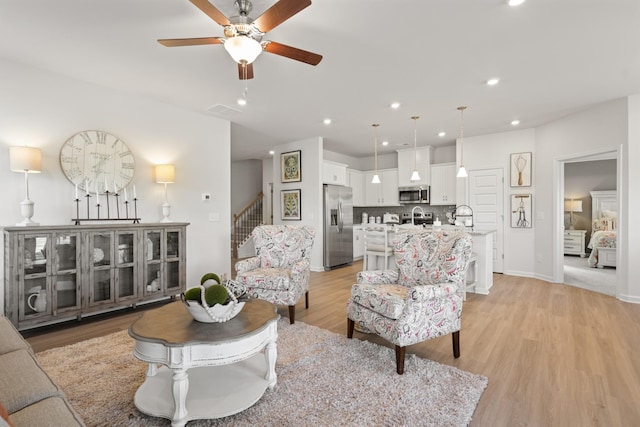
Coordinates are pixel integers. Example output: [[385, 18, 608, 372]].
[[155, 164, 175, 222], [10, 146, 42, 226], [564, 199, 583, 230]]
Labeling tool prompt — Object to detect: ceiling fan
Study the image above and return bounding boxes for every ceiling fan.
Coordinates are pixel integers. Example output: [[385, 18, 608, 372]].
[[158, 0, 323, 80]]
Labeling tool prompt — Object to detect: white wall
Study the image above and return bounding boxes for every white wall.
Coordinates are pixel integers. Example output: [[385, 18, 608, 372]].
[[273, 138, 324, 271], [456, 128, 537, 277], [623, 94, 640, 302], [0, 60, 232, 313], [535, 99, 627, 285], [231, 159, 262, 214]]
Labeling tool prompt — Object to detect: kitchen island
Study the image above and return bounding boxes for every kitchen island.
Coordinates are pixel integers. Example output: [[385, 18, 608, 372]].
[[353, 224, 495, 295]]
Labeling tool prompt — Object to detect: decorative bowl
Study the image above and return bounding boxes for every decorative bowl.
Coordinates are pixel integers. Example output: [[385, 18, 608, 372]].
[[182, 298, 245, 323]]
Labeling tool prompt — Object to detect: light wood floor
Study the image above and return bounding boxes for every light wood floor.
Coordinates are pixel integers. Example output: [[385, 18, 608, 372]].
[[24, 261, 640, 426]]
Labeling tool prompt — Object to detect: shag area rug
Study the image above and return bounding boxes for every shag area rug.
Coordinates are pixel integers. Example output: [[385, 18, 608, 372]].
[[36, 319, 487, 426]]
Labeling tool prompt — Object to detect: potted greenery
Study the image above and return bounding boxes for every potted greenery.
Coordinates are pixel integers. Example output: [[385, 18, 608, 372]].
[[180, 273, 247, 323]]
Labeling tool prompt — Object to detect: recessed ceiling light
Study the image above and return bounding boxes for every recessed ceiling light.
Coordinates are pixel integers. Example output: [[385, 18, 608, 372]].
[[382, 140, 389, 146], [508, 0, 526, 6], [269, 150, 275, 155], [390, 102, 401, 109], [323, 118, 332, 125], [438, 132, 446, 137], [237, 98, 247, 106], [511, 120, 520, 126], [486, 78, 500, 86]]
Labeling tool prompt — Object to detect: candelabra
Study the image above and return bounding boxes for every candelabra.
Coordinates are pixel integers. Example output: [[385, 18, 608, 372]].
[[73, 191, 140, 225]]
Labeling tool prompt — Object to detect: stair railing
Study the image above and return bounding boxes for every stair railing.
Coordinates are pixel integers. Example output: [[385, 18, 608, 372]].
[[232, 191, 264, 258]]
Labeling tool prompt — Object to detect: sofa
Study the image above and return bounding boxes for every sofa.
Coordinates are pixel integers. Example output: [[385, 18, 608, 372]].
[[0, 316, 84, 426]]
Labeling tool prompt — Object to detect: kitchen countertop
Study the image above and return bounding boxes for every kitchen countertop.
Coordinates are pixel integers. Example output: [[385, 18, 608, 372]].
[[354, 223, 496, 236]]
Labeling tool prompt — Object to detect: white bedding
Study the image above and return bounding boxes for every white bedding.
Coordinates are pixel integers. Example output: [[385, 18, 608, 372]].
[[587, 230, 616, 268]]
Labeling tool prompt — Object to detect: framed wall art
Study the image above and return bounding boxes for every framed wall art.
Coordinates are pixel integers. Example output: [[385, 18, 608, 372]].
[[281, 150, 302, 183], [511, 194, 532, 228], [510, 152, 532, 187], [281, 189, 301, 221]]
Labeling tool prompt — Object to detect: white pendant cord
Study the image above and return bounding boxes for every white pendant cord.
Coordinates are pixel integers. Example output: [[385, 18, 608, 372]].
[[457, 106, 468, 178], [411, 116, 420, 181], [371, 124, 380, 184]]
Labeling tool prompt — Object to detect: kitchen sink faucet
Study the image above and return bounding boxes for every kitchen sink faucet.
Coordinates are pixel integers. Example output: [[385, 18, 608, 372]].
[[411, 206, 425, 226]]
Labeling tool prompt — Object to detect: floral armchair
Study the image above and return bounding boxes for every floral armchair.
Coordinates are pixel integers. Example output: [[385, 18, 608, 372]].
[[235, 225, 315, 324], [347, 229, 472, 374]]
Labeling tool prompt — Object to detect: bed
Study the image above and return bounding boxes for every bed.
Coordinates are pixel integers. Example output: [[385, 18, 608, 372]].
[[587, 190, 617, 268]]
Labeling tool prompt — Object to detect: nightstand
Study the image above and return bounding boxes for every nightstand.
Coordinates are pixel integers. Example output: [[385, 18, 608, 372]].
[[564, 229, 587, 257]]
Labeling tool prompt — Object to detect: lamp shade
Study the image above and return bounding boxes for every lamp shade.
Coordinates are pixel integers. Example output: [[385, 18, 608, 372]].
[[224, 36, 262, 64], [564, 199, 583, 212], [9, 146, 42, 173], [155, 164, 175, 184]]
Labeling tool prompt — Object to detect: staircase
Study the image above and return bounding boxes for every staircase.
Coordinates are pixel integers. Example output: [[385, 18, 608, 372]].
[[232, 191, 264, 259]]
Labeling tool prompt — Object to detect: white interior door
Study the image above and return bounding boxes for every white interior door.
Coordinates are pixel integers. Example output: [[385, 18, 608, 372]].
[[468, 169, 504, 273]]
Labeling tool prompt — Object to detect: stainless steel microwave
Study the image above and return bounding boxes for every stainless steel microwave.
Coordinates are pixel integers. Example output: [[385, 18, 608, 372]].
[[398, 186, 430, 204]]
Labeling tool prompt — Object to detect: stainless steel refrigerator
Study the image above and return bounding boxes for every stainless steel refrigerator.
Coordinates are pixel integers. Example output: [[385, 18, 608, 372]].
[[323, 184, 353, 270]]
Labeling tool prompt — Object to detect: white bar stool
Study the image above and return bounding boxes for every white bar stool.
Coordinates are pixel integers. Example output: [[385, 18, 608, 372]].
[[464, 252, 478, 301], [363, 225, 393, 270]]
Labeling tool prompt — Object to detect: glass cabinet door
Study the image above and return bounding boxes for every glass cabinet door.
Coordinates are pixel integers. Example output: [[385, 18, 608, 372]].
[[143, 230, 163, 296], [89, 232, 114, 306], [165, 229, 183, 293], [115, 231, 137, 301], [20, 234, 51, 320], [53, 233, 81, 314]]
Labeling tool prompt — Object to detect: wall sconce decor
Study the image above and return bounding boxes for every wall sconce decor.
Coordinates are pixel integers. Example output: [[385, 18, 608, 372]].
[[9, 146, 42, 226], [155, 164, 175, 222]]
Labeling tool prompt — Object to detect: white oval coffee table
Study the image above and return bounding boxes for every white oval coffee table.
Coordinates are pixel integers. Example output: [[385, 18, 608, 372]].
[[128, 300, 279, 427]]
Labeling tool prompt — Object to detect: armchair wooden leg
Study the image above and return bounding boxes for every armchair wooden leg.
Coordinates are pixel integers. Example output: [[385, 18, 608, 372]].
[[288, 306, 295, 324], [395, 345, 406, 375], [305, 291, 309, 309], [347, 318, 354, 338], [452, 331, 460, 358]]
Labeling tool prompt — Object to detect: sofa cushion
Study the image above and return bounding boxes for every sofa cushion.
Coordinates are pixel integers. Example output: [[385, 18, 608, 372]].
[[9, 396, 83, 427], [350, 283, 409, 320], [0, 350, 62, 414], [0, 317, 31, 356], [237, 267, 292, 291]]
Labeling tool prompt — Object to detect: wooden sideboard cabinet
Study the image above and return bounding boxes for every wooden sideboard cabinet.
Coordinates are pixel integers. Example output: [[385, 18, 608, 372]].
[[3, 222, 188, 330]]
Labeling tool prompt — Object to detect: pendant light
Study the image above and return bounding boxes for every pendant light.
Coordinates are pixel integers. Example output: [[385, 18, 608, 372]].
[[371, 124, 381, 184], [410, 116, 421, 182], [456, 106, 468, 178]]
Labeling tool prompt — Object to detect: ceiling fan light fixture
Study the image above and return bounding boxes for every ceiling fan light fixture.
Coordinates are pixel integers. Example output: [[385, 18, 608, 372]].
[[224, 36, 262, 64]]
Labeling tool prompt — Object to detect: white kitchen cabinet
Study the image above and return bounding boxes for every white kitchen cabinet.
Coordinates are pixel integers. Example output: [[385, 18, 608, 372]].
[[430, 163, 457, 205], [396, 146, 432, 187], [347, 169, 365, 206], [364, 169, 399, 206], [323, 160, 348, 186]]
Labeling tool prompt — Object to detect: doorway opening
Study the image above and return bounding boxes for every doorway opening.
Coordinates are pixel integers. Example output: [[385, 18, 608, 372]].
[[555, 147, 620, 296]]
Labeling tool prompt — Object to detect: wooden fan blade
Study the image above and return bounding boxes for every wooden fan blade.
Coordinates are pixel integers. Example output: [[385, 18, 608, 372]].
[[189, 0, 230, 26], [158, 37, 224, 47], [253, 0, 311, 33], [264, 41, 322, 65], [238, 62, 254, 80]]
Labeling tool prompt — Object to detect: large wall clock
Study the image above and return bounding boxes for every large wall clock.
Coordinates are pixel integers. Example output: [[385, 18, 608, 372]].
[[60, 130, 135, 193]]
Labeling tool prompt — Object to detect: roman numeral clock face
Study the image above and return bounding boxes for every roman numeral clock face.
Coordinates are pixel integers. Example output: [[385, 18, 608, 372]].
[[60, 130, 135, 192]]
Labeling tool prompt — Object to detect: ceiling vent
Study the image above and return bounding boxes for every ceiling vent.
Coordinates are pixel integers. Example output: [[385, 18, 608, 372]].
[[206, 104, 242, 117]]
